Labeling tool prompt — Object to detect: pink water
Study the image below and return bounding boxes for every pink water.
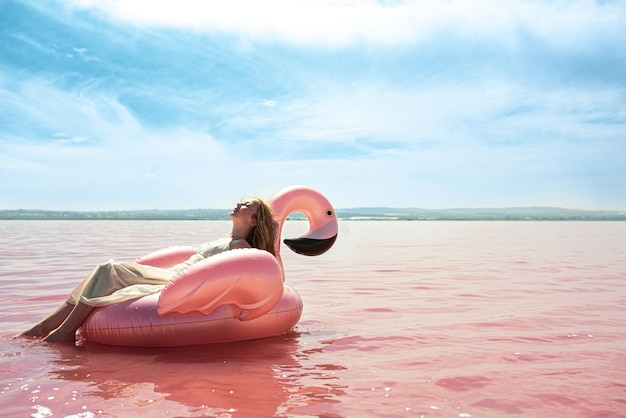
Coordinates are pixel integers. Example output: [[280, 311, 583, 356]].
[[1, 220, 625, 417]]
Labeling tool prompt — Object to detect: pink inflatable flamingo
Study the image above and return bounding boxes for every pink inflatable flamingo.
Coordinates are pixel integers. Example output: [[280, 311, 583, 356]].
[[80, 186, 338, 347]]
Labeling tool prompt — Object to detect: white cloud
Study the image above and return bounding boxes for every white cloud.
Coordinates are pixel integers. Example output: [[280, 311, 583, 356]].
[[262, 99, 277, 108], [66, 0, 625, 49]]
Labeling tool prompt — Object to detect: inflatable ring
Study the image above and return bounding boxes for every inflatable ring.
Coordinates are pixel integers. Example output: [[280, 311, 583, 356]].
[[80, 185, 338, 346]]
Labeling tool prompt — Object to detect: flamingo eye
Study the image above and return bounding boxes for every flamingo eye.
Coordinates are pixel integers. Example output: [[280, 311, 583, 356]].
[[326, 209, 334, 217]]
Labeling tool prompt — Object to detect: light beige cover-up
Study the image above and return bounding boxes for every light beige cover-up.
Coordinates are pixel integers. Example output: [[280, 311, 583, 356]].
[[67, 238, 232, 307]]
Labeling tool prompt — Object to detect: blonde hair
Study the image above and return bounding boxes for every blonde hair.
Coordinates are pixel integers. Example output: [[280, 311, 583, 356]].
[[246, 197, 277, 256]]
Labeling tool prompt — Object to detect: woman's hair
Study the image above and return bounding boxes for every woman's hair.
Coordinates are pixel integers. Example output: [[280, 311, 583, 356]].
[[246, 197, 277, 256]]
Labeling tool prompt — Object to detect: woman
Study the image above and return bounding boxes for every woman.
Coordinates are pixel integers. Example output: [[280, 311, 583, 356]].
[[20, 197, 276, 343]]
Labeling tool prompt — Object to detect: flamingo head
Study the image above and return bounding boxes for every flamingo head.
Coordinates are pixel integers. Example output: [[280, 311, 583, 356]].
[[268, 185, 338, 257]]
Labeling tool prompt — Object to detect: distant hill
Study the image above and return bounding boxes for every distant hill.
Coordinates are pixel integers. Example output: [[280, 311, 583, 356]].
[[0, 209, 229, 220], [337, 207, 626, 221], [1, 207, 625, 221]]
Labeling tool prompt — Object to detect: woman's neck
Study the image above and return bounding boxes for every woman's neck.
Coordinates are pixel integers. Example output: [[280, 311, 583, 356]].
[[230, 223, 251, 241]]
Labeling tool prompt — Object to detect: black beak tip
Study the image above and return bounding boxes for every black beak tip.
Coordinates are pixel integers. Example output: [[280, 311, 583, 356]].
[[283, 235, 338, 256]]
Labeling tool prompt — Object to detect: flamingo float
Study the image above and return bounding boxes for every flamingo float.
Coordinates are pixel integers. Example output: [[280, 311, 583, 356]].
[[80, 186, 338, 347]]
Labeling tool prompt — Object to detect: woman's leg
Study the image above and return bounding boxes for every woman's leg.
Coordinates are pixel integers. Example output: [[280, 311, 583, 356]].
[[18, 263, 107, 339], [18, 302, 74, 338], [43, 302, 95, 343], [21, 262, 113, 341], [21, 261, 172, 342]]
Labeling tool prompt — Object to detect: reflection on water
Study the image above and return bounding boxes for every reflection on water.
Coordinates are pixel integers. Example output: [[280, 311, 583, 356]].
[[4, 331, 350, 417], [55, 334, 303, 417]]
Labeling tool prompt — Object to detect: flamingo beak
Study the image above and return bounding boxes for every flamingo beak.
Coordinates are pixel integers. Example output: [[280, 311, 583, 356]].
[[284, 234, 337, 256], [283, 218, 338, 256]]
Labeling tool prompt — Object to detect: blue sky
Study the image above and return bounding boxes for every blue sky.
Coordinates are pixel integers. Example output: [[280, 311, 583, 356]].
[[1, 0, 625, 210]]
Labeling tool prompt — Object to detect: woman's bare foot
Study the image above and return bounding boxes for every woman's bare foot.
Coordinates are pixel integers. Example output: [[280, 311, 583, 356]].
[[17, 323, 51, 338], [17, 302, 74, 339]]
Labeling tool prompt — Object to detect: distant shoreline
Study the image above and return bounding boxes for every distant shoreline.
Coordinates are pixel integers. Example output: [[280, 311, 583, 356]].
[[1, 208, 625, 221]]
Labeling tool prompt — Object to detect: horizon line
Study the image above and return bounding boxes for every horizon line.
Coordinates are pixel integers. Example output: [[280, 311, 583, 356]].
[[1, 206, 625, 213]]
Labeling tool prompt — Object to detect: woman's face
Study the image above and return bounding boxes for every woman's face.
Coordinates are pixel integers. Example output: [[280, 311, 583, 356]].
[[230, 199, 259, 226]]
